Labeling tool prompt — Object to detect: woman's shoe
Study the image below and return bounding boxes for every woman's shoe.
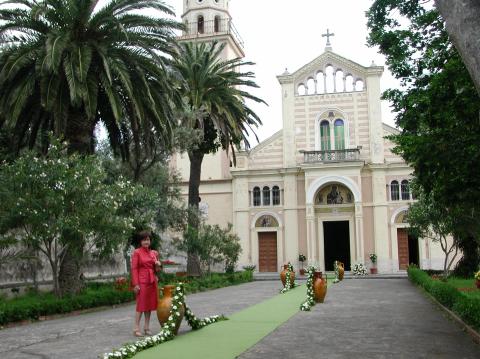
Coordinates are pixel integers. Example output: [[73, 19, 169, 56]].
[[144, 329, 153, 336], [133, 330, 144, 337]]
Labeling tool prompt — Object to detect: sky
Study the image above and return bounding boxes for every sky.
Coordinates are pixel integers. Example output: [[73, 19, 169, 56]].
[[167, 0, 400, 145]]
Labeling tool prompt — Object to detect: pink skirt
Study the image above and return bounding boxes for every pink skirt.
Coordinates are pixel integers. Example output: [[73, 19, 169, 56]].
[[135, 281, 158, 312]]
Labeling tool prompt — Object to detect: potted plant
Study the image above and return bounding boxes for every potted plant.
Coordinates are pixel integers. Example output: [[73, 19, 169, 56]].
[[298, 254, 307, 275], [369, 253, 378, 274], [475, 270, 480, 289]]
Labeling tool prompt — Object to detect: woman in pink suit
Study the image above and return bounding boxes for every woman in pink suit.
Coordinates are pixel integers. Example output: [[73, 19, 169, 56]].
[[131, 231, 162, 337]]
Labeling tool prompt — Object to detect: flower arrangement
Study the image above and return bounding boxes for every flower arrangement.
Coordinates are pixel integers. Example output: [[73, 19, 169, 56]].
[[369, 253, 377, 264], [114, 277, 129, 291], [474, 270, 480, 281], [300, 266, 316, 311], [102, 283, 226, 359], [352, 263, 368, 276], [161, 260, 179, 266], [280, 262, 295, 293], [333, 261, 340, 283]]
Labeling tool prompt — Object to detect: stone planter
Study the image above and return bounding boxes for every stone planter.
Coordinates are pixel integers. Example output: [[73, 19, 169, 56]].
[[280, 265, 295, 287], [157, 285, 185, 335], [313, 271, 327, 303]]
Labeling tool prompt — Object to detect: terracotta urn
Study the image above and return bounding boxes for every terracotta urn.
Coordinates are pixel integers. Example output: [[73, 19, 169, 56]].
[[313, 271, 327, 303], [157, 285, 185, 335], [476, 279, 480, 289], [338, 262, 345, 281], [280, 265, 295, 287]]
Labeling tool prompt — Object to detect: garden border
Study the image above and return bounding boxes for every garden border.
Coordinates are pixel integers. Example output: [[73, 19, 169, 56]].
[[414, 284, 480, 345]]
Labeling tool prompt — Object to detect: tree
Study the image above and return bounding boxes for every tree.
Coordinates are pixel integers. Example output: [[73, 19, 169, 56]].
[[176, 223, 242, 274], [171, 41, 265, 275], [434, 0, 480, 96], [407, 188, 459, 278], [0, 140, 156, 296], [367, 0, 480, 275], [0, 0, 181, 293]]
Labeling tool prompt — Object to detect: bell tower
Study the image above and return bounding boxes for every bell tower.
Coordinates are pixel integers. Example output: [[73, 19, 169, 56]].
[[180, 0, 244, 59]]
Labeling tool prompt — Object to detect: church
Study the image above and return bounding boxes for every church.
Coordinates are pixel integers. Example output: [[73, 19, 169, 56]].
[[172, 0, 449, 273]]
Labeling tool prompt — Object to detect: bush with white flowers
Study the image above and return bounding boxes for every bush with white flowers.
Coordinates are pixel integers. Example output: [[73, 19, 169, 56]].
[[102, 283, 227, 359], [300, 266, 316, 311], [352, 263, 368, 276], [280, 262, 296, 293]]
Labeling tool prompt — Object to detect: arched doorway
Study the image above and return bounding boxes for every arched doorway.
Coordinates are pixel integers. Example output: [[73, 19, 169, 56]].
[[315, 183, 355, 271], [393, 210, 419, 270], [254, 214, 281, 272]]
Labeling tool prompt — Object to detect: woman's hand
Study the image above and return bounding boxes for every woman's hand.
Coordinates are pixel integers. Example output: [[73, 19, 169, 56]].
[[155, 260, 163, 272], [133, 285, 140, 294]]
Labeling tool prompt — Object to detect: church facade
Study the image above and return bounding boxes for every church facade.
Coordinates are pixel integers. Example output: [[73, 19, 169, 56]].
[[172, 0, 449, 273]]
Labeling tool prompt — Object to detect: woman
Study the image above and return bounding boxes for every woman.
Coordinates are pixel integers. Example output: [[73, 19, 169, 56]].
[[131, 230, 162, 337]]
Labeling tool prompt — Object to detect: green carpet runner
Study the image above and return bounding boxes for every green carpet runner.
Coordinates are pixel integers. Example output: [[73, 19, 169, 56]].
[[134, 285, 305, 359]]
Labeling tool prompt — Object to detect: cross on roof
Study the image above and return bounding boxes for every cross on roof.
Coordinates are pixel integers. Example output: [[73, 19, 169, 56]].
[[322, 28, 335, 47]]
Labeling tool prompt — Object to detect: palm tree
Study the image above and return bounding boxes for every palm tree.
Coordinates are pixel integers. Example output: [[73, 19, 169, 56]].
[[171, 41, 266, 275], [0, 0, 181, 155], [0, 0, 182, 294]]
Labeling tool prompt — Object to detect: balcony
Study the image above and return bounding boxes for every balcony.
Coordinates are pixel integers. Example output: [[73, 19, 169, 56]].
[[301, 148, 361, 163], [179, 18, 244, 50]]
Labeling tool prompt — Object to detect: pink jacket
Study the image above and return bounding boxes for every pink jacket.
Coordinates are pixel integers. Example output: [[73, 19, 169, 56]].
[[131, 247, 159, 286]]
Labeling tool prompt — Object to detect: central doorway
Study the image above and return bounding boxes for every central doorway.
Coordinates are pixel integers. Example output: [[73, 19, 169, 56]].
[[323, 221, 351, 271]]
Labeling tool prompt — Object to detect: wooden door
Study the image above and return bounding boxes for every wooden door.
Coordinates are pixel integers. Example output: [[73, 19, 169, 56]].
[[397, 228, 409, 270], [258, 232, 278, 272]]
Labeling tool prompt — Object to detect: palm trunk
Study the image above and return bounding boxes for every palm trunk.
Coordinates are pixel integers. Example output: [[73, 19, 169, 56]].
[[58, 110, 94, 296], [187, 149, 204, 277]]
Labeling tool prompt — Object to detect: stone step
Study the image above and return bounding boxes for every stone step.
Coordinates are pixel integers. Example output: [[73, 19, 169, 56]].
[[253, 271, 408, 281]]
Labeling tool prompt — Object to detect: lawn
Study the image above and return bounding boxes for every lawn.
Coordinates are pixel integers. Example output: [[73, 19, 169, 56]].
[[446, 277, 480, 299]]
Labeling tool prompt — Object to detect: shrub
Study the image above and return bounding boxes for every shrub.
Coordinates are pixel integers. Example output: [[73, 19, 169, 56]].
[[452, 296, 480, 331], [408, 266, 480, 331]]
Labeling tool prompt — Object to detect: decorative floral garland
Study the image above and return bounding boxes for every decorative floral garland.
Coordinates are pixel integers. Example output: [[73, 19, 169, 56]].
[[333, 261, 340, 284], [102, 283, 226, 359], [280, 262, 296, 293], [352, 262, 368, 276], [300, 266, 316, 311]]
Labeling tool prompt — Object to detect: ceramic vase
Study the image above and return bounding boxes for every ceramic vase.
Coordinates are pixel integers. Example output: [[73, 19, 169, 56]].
[[157, 285, 185, 335], [280, 265, 295, 287], [313, 271, 327, 303], [338, 262, 345, 281]]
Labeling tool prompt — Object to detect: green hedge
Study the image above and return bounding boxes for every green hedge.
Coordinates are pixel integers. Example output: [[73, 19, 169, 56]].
[[0, 271, 253, 326], [407, 266, 480, 331]]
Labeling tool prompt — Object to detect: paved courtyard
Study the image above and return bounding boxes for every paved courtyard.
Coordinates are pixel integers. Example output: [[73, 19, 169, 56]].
[[0, 279, 478, 358]]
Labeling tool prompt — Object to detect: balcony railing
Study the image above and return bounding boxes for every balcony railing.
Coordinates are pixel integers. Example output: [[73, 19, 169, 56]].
[[301, 148, 361, 163], [179, 19, 244, 49]]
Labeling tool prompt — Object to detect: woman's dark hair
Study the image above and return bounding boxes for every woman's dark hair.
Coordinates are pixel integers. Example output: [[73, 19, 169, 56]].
[[132, 230, 152, 248]]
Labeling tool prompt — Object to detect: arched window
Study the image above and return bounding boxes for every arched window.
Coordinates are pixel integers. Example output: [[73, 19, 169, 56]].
[[307, 78, 315, 95], [391, 181, 400, 201], [316, 72, 325, 94], [401, 180, 410, 200], [297, 84, 306, 96], [334, 119, 345, 150], [253, 187, 261, 206], [325, 65, 335, 93], [263, 186, 271, 206], [214, 16, 220, 32], [320, 120, 330, 151], [335, 70, 344, 92], [197, 16, 204, 34], [272, 186, 280, 205]]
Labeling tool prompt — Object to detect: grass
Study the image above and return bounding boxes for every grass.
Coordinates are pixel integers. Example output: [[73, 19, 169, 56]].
[[446, 277, 480, 299]]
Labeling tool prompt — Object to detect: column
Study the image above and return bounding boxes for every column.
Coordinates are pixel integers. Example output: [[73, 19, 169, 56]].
[[372, 169, 390, 273], [283, 173, 299, 265]]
